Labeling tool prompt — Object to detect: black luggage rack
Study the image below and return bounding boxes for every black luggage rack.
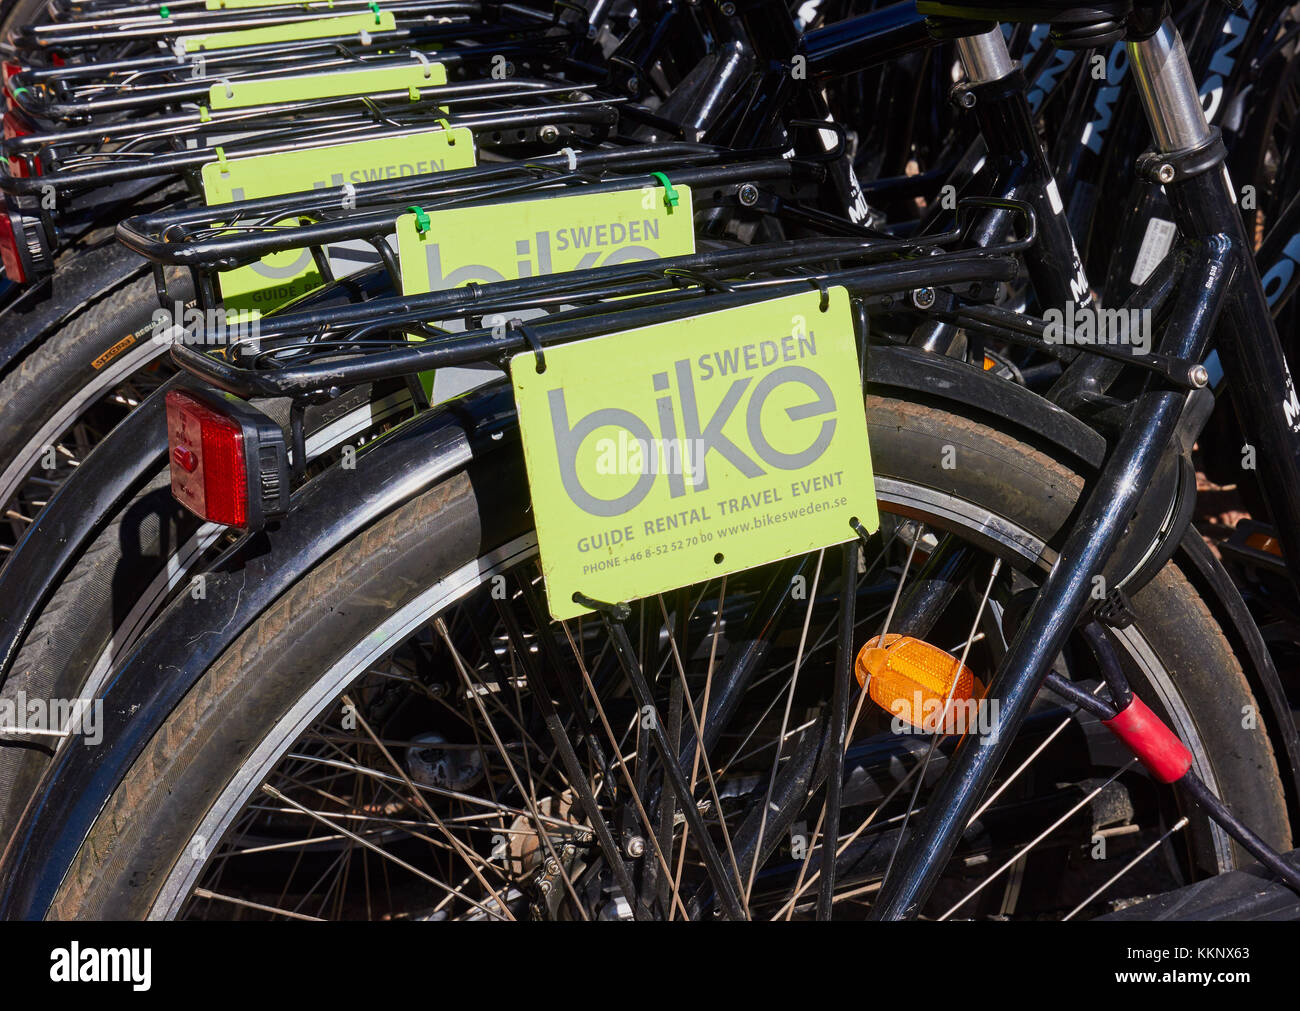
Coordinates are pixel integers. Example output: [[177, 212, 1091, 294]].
[[116, 138, 895, 312], [146, 171, 1036, 403], [4, 16, 585, 121], [6, 39, 580, 121], [6, 0, 559, 56], [1, 77, 623, 194], [167, 237, 1025, 399]]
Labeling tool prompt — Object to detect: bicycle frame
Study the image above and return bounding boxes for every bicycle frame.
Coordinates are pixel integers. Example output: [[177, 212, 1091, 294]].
[[872, 17, 1300, 919]]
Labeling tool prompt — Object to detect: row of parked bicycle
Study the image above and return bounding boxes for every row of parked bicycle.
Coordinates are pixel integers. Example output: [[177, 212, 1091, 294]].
[[0, 0, 1298, 921]]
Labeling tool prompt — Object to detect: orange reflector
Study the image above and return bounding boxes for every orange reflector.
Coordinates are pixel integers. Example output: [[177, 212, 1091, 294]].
[[1245, 531, 1283, 557], [856, 634, 980, 731]]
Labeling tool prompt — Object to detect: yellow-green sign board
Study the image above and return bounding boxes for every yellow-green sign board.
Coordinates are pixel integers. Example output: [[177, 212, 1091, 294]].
[[182, 11, 397, 52], [397, 184, 695, 400], [396, 184, 695, 293], [512, 287, 877, 620], [208, 61, 446, 110], [203, 128, 475, 313]]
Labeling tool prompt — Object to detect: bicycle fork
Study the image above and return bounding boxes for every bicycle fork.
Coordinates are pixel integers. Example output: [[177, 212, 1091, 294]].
[[871, 20, 1300, 919]]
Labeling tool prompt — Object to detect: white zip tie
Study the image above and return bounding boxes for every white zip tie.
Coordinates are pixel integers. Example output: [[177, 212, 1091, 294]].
[[559, 146, 577, 171], [341, 182, 356, 206], [411, 50, 432, 78], [219, 78, 234, 100], [359, 29, 372, 46]]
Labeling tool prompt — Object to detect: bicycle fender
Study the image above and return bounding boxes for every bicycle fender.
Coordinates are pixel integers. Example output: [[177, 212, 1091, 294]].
[[0, 377, 183, 685]]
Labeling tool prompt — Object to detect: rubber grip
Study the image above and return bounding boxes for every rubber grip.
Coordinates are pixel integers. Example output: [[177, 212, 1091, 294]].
[[1102, 694, 1193, 784]]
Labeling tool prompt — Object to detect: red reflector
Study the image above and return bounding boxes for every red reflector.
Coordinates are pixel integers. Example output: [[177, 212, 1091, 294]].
[[166, 389, 249, 527], [0, 211, 28, 284], [3, 110, 29, 140]]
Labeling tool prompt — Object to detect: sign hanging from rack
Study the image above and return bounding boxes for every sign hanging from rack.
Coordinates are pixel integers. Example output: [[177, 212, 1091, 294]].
[[511, 286, 877, 620], [206, 60, 447, 110], [203, 127, 475, 314], [395, 182, 696, 401], [396, 183, 696, 293], [181, 10, 398, 52]]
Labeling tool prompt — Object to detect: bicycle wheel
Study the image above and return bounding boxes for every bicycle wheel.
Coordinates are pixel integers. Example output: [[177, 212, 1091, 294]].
[[45, 390, 1291, 920], [0, 268, 184, 555], [0, 381, 418, 843]]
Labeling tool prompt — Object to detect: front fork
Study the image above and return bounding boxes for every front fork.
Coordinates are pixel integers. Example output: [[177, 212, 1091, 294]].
[[872, 20, 1300, 919]]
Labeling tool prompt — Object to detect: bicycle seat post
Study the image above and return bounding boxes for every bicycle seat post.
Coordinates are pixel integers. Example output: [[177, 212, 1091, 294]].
[[954, 26, 1014, 84], [1127, 21, 1211, 156]]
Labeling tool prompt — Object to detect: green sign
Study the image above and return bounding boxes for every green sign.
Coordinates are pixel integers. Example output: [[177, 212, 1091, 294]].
[[208, 61, 446, 110], [396, 183, 694, 294], [203, 128, 475, 313], [512, 287, 877, 620], [397, 183, 695, 401], [182, 11, 397, 52]]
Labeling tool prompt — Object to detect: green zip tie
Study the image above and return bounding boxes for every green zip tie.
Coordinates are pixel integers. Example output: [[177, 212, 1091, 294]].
[[407, 205, 430, 235], [160, 5, 170, 17], [436, 117, 453, 140], [11, 85, 27, 96], [408, 85, 420, 101], [199, 105, 210, 122], [649, 171, 678, 210], [369, 1, 381, 23]]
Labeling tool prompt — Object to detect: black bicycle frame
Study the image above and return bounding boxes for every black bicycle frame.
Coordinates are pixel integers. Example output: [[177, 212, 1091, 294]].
[[872, 17, 1300, 919]]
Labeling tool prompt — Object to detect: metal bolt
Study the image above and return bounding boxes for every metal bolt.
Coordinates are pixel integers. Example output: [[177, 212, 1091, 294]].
[[912, 287, 937, 310], [1189, 364, 1210, 388], [625, 835, 646, 858], [956, 88, 976, 109], [1157, 163, 1176, 184], [738, 182, 760, 207], [720, 1, 736, 14], [626, 76, 640, 95], [539, 124, 559, 144]]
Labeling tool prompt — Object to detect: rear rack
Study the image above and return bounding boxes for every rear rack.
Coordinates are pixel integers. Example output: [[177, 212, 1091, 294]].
[[165, 218, 1028, 399], [8, 1, 556, 55], [2, 78, 621, 195]]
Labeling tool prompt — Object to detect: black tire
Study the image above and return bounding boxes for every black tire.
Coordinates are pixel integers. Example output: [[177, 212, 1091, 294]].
[[45, 392, 1291, 919], [0, 382, 415, 843], [0, 268, 191, 550]]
